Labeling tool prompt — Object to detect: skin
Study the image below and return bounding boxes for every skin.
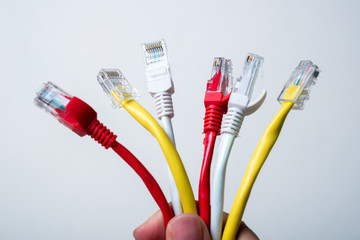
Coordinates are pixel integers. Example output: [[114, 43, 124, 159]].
[[133, 210, 259, 240]]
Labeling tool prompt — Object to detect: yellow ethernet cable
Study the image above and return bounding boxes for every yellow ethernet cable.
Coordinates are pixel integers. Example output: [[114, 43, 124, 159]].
[[222, 101, 293, 239], [222, 60, 320, 240], [97, 69, 197, 214]]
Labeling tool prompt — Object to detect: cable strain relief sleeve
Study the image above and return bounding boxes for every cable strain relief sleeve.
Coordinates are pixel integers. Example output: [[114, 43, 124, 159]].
[[221, 107, 245, 137], [87, 120, 117, 149], [203, 106, 223, 134], [153, 92, 174, 119]]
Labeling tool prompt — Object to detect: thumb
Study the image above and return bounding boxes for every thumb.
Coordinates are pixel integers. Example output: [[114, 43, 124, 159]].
[[166, 213, 210, 240]]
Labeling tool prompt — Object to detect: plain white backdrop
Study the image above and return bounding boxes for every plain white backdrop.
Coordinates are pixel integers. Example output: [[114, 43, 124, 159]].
[[1, 0, 360, 239]]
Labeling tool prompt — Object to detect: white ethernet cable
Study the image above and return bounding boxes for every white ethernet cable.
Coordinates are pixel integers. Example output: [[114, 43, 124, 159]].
[[210, 53, 266, 240], [142, 39, 183, 215]]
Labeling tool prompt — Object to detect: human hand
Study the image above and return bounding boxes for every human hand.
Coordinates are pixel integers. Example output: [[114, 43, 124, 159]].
[[133, 210, 259, 240]]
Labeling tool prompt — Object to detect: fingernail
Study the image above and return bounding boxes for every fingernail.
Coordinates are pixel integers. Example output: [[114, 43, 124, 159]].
[[133, 223, 144, 239], [168, 214, 205, 240], [133, 227, 140, 239]]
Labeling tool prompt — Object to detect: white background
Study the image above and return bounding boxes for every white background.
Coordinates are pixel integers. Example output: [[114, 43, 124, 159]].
[[1, 0, 360, 239]]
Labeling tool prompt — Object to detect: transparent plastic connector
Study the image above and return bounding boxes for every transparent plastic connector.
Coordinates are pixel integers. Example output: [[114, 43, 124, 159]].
[[142, 39, 173, 94], [34, 82, 72, 120], [97, 69, 139, 108], [278, 60, 320, 110], [234, 53, 264, 98], [206, 57, 233, 96]]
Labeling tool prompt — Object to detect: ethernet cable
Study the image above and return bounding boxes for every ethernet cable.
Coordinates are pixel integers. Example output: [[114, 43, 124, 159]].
[[222, 60, 320, 239], [210, 53, 266, 240], [97, 69, 197, 214], [141, 39, 183, 215], [199, 58, 233, 228], [34, 82, 174, 225]]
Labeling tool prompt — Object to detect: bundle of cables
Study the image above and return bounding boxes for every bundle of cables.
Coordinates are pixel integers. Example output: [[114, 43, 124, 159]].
[[34, 39, 320, 239]]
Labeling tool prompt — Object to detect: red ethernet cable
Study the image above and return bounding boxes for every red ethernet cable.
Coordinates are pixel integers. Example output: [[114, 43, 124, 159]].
[[199, 58, 232, 228], [34, 82, 174, 226]]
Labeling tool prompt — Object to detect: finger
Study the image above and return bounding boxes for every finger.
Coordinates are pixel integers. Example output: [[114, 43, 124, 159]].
[[236, 222, 259, 240], [166, 213, 210, 240], [222, 213, 259, 240], [133, 209, 166, 240], [222, 212, 229, 227]]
